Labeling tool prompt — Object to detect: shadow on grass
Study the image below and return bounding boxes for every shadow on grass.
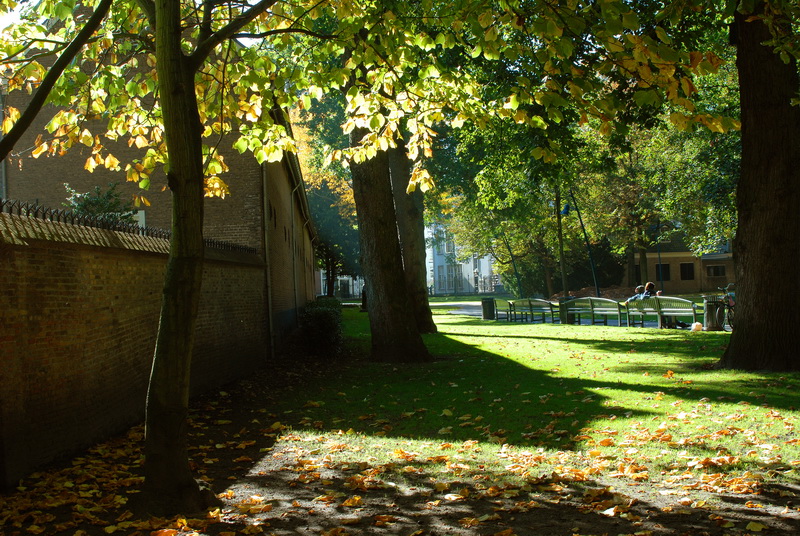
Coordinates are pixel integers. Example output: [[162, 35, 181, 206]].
[[7, 310, 799, 536], [198, 313, 800, 535]]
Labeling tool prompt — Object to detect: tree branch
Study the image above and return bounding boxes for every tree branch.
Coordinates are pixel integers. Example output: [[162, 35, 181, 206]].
[[134, 0, 156, 26], [232, 27, 335, 40], [0, 0, 114, 162], [190, 0, 279, 68]]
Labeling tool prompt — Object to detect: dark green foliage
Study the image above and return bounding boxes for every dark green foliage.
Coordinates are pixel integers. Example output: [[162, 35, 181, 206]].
[[63, 182, 137, 223], [299, 297, 343, 358]]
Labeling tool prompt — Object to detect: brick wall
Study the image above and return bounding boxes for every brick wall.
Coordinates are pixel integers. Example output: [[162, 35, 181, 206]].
[[0, 214, 267, 487], [1, 95, 266, 252]]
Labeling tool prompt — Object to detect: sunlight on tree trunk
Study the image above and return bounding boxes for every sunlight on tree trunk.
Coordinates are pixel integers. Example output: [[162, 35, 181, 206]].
[[138, 0, 220, 514], [388, 142, 437, 334], [349, 128, 431, 362]]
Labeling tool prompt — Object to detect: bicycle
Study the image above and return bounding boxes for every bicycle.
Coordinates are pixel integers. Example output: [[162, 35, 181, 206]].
[[716, 284, 735, 330]]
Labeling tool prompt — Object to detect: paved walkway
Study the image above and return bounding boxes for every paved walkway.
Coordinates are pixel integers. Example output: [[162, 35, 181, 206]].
[[440, 300, 691, 329]]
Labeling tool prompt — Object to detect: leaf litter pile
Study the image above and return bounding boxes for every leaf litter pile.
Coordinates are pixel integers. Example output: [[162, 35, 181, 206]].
[[3, 311, 800, 536]]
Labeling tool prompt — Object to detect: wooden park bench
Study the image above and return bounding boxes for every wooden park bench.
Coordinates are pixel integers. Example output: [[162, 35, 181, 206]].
[[626, 296, 699, 328], [563, 297, 626, 326], [506, 298, 558, 323]]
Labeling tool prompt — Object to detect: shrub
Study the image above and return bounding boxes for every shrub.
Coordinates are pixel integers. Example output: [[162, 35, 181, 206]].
[[299, 297, 343, 358]]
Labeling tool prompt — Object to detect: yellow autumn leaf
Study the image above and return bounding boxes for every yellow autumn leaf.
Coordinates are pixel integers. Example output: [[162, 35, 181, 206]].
[[85, 155, 99, 172], [459, 517, 480, 527], [342, 495, 363, 507], [320, 528, 350, 536], [746, 521, 768, 532], [104, 154, 120, 169], [373, 514, 397, 525], [31, 142, 48, 158], [79, 129, 94, 147]]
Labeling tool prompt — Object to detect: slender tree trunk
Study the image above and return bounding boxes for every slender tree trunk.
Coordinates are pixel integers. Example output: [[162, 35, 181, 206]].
[[388, 142, 436, 333], [349, 129, 431, 362], [555, 188, 568, 297], [324, 251, 338, 297], [720, 6, 800, 371], [500, 232, 523, 297], [543, 260, 555, 298], [625, 247, 636, 287], [139, 0, 220, 514], [636, 244, 649, 284]]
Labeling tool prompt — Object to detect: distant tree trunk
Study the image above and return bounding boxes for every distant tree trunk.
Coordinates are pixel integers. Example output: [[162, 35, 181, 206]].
[[349, 129, 431, 362], [720, 6, 800, 371], [323, 250, 338, 297], [139, 0, 220, 515], [636, 245, 649, 284], [543, 261, 555, 298], [555, 188, 568, 297], [388, 142, 437, 333], [625, 247, 637, 287]]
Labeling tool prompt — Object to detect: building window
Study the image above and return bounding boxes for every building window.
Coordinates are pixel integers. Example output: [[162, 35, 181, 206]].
[[707, 265, 726, 277], [445, 264, 463, 291], [437, 266, 445, 290], [680, 262, 695, 281], [655, 263, 671, 281]]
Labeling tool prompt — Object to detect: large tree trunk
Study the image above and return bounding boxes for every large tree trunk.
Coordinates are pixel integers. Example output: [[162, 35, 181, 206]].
[[388, 142, 437, 333], [720, 6, 800, 371], [139, 0, 220, 514], [349, 129, 431, 362]]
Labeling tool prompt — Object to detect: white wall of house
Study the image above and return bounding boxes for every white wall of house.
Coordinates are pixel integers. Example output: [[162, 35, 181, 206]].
[[426, 226, 495, 295]]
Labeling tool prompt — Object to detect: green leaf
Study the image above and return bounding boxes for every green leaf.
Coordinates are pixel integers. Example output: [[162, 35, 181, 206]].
[[633, 89, 660, 107], [622, 12, 639, 30], [233, 137, 248, 154], [655, 26, 671, 44]]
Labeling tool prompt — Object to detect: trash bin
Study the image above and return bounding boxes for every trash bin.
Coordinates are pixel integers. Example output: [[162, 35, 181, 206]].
[[703, 296, 723, 331], [557, 296, 575, 324], [481, 298, 496, 320]]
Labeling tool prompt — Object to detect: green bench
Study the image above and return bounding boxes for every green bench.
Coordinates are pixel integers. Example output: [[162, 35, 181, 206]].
[[506, 298, 558, 323], [626, 296, 699, 328], [563, 297, 625, 326]]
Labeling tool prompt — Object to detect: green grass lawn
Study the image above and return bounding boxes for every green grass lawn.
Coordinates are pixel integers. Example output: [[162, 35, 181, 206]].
[[273, 308, 800, 504], [5, 307, 799, 535]]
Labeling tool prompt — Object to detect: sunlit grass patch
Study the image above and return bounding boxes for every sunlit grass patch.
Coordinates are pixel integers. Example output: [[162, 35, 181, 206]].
[[273, 309, 800, 502]]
